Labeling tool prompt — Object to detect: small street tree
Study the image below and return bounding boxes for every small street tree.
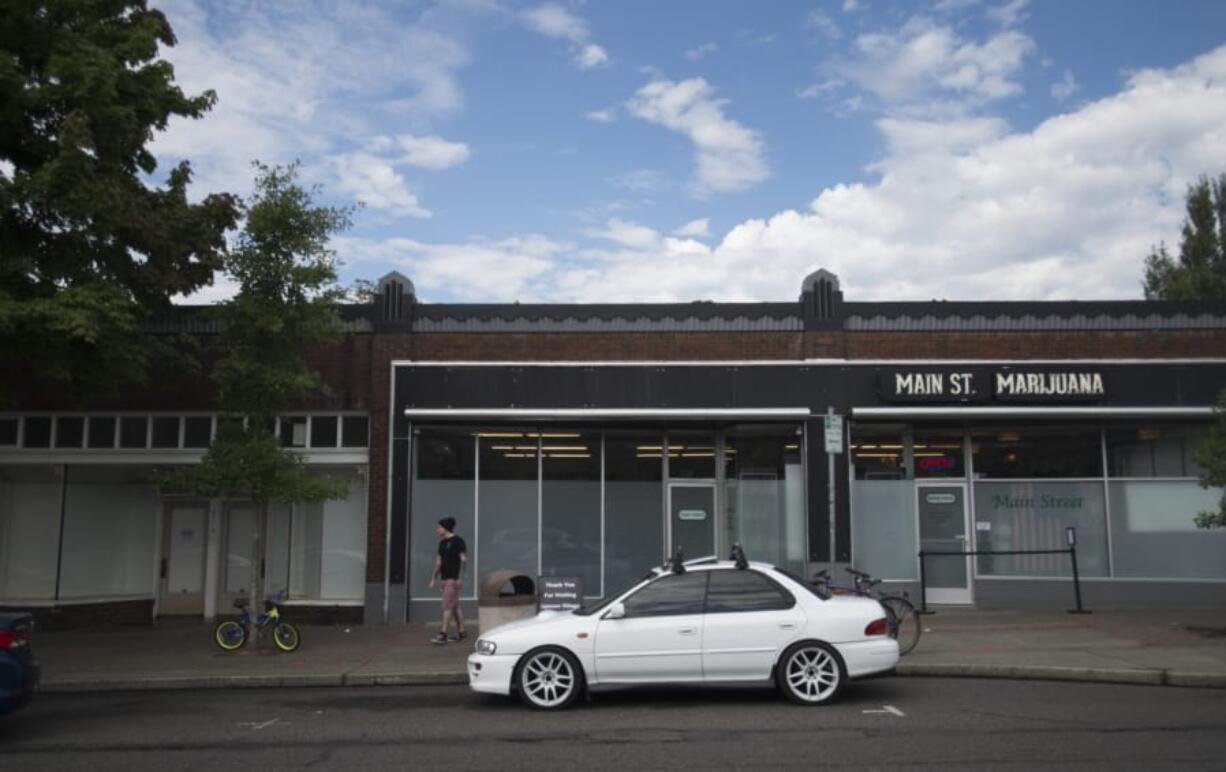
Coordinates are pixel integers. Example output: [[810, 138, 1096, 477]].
[[158, 163, 351, 644], [1141, 173, 1226, 529], [0, 1, 239, 404]]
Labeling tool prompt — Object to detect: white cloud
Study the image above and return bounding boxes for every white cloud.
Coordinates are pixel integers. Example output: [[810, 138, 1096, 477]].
[[808, 11, 842, 40], [842, 0, 860, 11], [331, 152, 432, 219], [627, 77, 769, 196], [396, 135, 471, 169], [345, 45, 1226, 304], [986, 0, 1029, 28], [577, 43, 609, 69], [837, 16, 1034, 113], [1051, 70, 1079, 102], [522, 3, 608, 71], [672, 218, 711, 238], [585, 108, 617, 123], [686, 42, 718, 61], [608, 168, 667, 193]]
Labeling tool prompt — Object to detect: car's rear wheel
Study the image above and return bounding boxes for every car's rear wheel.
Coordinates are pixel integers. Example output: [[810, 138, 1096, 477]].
[[777, 641, 844, 705], [516, 647, 584, 710]]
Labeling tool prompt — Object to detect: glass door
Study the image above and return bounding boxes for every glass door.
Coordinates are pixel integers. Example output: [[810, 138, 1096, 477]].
[[160, 502, 208, 615], [667, 482, 716, 561], [917, 483, 972, 604]]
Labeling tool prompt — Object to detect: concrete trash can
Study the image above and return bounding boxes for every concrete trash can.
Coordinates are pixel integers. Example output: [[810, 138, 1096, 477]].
[[478, 571, 537, 634]]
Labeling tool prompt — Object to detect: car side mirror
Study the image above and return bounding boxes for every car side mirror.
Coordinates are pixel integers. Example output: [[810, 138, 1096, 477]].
[[603, 603, 626, 620]]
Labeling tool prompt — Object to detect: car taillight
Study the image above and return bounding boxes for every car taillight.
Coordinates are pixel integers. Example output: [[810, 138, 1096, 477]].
[[0, 630, 29, 650], [864, 617, 889, 637]]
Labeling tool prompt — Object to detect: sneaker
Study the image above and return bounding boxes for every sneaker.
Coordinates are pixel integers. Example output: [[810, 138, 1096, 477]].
[[431, 632, 448, 645], [450, 630, 467, 642]]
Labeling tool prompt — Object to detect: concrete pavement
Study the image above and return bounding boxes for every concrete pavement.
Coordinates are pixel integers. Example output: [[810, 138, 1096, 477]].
[[31, 606, 1226, 693]]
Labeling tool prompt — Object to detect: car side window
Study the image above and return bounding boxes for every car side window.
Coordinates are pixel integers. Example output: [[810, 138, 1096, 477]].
[[621, 572, 709, 618], [705, 569, 794, 613]]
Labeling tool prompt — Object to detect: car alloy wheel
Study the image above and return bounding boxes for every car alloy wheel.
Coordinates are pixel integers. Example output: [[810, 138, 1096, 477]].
[[779, 642, 844, 705], [517, 647, 582, 710]]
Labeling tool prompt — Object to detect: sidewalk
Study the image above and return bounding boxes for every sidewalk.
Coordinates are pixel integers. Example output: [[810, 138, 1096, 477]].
[[33, 607, 1226, 693]]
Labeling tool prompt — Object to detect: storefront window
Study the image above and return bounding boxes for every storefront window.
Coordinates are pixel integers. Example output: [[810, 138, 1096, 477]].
[[58, 465, 158, 598], [668, 433, 715, 479], [1108, 481, 1226, 579], [604, 435, 664, 594], [541, 433, 601, 595], [971, 427, 1102, 478], [913, 431, 965, 479], [477, 431, 539, 583], [724, 428, 805, 573], [851, 480, 917, 580], [410, 430, 476, 600], [0, 464, 62, 600], [1106, 424, 1208, 478], [286, 469, 368, 600], [972, 481, 1108, 577], [851, 424, 908, 480]]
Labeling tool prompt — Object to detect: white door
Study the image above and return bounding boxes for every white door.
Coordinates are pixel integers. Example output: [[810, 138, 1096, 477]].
[[160, 502, 208, 614], [918, 483, 973, 604], [701, 569, 802, 681], [594, 571, 707, 683]]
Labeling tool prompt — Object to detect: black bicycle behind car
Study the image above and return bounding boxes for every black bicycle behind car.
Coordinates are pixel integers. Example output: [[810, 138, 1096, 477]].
[[0, 612, 39, 716]]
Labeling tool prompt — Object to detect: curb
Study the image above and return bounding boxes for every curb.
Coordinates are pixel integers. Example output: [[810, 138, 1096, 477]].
[[896, 662, 1226, 688]]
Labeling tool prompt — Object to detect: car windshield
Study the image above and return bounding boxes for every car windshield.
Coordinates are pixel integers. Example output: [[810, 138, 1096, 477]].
[[774, 566, 831, 601], [572, 571, 657, 617]]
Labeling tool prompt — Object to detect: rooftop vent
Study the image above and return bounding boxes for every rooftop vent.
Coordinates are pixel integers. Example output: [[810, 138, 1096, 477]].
[[377, 271, 415, 322], [800, 269, 843, 328]]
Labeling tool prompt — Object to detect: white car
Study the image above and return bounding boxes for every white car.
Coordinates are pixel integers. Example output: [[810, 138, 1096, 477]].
[[468, 558, 899, 710]]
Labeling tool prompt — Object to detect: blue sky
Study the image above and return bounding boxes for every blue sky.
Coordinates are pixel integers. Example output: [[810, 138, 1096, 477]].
[[151, 0, 1226, 304]]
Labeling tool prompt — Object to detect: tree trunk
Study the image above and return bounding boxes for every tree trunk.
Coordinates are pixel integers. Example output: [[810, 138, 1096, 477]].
[[245, 499, 268, 648]]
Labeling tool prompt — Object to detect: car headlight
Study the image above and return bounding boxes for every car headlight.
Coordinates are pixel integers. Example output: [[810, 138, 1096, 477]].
[[476, 639, 497, 656]]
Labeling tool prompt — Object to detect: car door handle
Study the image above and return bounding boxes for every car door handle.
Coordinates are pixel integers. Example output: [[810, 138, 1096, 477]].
[[778, 622, 797, 630], [678, 627, 697, 636]]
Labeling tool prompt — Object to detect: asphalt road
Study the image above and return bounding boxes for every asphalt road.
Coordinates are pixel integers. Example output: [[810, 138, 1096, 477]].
[[3, 679, 1226, 770]]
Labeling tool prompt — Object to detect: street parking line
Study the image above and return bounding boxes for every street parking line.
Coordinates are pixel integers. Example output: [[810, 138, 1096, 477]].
[[861, 705, 905, 717]]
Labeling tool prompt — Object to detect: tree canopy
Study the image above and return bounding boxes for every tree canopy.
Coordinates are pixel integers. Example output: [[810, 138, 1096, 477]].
[[0, 1, 238, 403]]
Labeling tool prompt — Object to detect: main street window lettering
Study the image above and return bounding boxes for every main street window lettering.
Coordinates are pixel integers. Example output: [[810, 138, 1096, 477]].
[[994, 372, 1104, 398], [881, 369, 1106, 403]]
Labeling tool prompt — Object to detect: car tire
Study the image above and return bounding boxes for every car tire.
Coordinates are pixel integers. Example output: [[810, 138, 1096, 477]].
[[515, 646, 585, 710], [776, 641, 845, 706]]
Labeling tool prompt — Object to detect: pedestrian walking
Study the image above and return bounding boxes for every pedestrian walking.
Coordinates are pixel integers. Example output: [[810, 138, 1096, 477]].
[[428, 517, 467, 644]]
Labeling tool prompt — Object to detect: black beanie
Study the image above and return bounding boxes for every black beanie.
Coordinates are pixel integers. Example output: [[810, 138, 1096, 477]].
[[438, 517, 457, 532]]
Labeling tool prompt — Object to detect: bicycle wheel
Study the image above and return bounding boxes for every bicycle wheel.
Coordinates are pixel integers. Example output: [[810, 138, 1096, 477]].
[[880, 596, 921, 655], [214, 620, 247, 652], [272, 622, 300, 653]]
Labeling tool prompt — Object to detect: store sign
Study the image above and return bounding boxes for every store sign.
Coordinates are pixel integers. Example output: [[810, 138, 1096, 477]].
[[678, 509, 708, 521], [824, 414, 844, 454], [880, 368, 1106, 404], [539, 576, 583, 611]]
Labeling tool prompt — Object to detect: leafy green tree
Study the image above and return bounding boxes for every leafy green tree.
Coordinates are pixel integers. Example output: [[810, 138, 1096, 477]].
[[0, 1, 238, 404], [158, 164, 350, 643], [1142, 173, 1226, 528], [1143, 174, 1226, 300]]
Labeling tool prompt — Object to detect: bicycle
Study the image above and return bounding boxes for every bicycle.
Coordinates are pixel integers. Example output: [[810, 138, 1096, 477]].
[[213, 590, 301, 653], [812, 567, 921, 655]]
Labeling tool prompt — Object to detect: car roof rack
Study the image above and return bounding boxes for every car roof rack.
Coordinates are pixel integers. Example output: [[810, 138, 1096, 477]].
[[729, 543, 748, 570], [669, 547, 686, 574]]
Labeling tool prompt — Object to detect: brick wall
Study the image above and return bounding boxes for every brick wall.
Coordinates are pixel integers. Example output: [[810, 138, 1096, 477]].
[[843, 329, 1226, 359], [411, 331, 805, 361]]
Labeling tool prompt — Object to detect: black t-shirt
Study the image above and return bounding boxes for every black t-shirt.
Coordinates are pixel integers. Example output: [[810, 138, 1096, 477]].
[[438, 535, 467, 580]]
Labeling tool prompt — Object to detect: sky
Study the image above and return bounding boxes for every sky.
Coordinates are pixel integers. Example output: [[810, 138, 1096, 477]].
[[149, 0, 1226, 305]]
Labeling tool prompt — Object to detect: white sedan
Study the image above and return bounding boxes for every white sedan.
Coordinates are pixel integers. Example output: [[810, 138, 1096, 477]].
[[468, 559, 899, 709]]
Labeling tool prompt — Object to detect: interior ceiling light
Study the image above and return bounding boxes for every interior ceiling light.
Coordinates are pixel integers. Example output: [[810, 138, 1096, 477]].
[[548, 453, 591, 459], [856, 452, 901, 458], [541, 445, 589, 451], [476, 432, 523, 438], [682, 452, 715, 457], [636, 445, 663, 451], [997, 432, 1021, 443], [785, 444, 799, 450]]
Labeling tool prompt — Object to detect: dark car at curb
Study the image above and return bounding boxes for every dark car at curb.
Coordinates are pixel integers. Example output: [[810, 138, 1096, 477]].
[[0, 613, 39, 716]]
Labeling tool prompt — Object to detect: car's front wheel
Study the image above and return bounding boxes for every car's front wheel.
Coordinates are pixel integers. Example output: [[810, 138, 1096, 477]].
[[516, 647, 584, 710], [777, 641, 845, 705]]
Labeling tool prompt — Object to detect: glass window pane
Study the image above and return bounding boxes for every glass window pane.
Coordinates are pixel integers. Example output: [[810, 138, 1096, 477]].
[[120, 416, 148, 448], [58, 465, 158, 598], [23, 416, 51, 448], [622, 571, 707, 617], [705, 569, 792, 612], [183, 417, 212, 448], [604, 435, 664, 595], [280, 416, 307, 448], [1109, 481, 1226, 578], [914, 431, 965, 479], [310, 416, 339, 448], [724, 428, 805, 573], [0, 418, 16, 446], [1106, 424, 1209, 478], [410, 430, 476, 600], [668, 433, 715, 479], [279, 469, 366, 600], [55, 416, 85, 448], [151, 416, 180, 448], [478, 431, 538, 587], [87, 417, 116, 449], [972, 481, 1108, 577], [342, 416, 369, 448], [0, 465, 62, 600], [852, 480, 917, 580], [541, 432, 600, 595], [851, 424, 908, 480], [971, 427, 1102, 478]]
